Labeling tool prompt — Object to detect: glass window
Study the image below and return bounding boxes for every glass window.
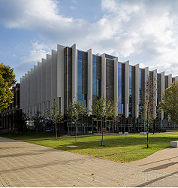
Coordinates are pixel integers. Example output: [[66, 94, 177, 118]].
[[78, 76, 82, 93], [118, 62, 121, 69], [93, 79, 96, 95], [139, 69, 141, 88], [118, 84, 121, 99], [78, 51, 82, 59], [118, 69, 121, 84], [139, 69, 142, 113], [78, 59, 82, 76], [83, 94, 86, 106], [78, 93, 83, 103], [97, 79, 101, 97], [93, 63, 96, 79], [129, 66, 132, 116], [93, 55, 97, 63]]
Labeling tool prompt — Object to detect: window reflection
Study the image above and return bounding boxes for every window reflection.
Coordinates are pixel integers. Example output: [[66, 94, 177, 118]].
[[129, 65, 132, 116], [93, 55, 101, 99], [77, 50, 87, 106]]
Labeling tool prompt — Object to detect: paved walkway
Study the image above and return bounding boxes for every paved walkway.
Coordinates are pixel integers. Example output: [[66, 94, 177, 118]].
[[129, 147, 178, 175], [1, 137, 178, 187]]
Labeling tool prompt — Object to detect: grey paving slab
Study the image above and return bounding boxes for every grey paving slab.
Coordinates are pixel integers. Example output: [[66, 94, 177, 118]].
[[0, 136, 178, 187]]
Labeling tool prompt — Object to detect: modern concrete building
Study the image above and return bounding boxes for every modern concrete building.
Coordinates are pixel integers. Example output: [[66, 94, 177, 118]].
[[19, 43, 178, 133]]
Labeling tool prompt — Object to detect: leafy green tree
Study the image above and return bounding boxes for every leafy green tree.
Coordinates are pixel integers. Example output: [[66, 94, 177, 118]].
[[92, 95, 114, 146], [67, 100, 88, 142], [160, 81, 178, 126], [141, 76, 157, 148], [0, 63, 16, 112], [46, 100, 64, 140], [32, 110, 44, 135], [112, 100, 121, 133]]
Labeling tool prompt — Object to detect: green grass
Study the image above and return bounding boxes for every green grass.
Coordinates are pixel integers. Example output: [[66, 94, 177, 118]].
[[0, 132, 57, 140], [25, 132, 178, 163]]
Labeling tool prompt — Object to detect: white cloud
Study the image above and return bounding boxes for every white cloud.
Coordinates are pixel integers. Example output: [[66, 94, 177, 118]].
[[1, 0, 178, 77], [21, 49, 47, 64]]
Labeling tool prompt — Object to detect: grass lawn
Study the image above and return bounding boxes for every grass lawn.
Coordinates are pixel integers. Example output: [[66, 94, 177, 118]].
[[25, 132, 178, 163], [0, 132, 57, 140]]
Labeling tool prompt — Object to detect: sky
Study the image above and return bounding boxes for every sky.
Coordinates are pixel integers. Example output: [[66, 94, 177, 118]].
[[1, 0, 178, 83]]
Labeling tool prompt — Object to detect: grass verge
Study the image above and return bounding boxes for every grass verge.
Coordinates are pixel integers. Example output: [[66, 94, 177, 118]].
[[0, 132, 57, 140], [26, 132, 178, 163]]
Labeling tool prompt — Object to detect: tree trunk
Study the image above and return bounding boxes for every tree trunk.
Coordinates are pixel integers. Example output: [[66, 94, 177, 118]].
[[55, 123, 57, 140], [82, 115, 83, 134], [75, 120, 78, 142], [58, 122, 60, 137], [37, 126, 39, 137], [147, 131, 149, 148], [101, 119, 103, 146], [147, 122, 149, 148]]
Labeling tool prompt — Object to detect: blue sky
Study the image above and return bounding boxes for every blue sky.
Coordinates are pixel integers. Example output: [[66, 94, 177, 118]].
[[1, 0, 178, 82]]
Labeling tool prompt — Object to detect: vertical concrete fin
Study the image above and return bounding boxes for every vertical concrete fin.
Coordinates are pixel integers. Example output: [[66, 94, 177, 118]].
[[161, 72, 165, 120], [153, 69, 157, 119], [72, 44, 77, 102], [135, 64, 139, 118], [168, 74, 172, 87], [57, 44, 65, 114], [174, 76, 178, 82], [125, 61, 129, 118]]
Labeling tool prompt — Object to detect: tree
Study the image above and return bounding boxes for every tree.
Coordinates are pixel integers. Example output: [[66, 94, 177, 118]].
[[0, 63, 16, 112], [92, 95, 114, 146], [46, 100, 63, 140], [141, 75, 157, 148], [67, 100, 88, 142], [112, 100, 121, 133], [32, 110, 44, 135], [13, 111, 27, 133], [160, 81, 178, 126]]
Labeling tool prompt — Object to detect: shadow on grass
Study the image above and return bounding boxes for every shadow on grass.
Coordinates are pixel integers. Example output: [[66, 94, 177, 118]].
[[46, 135, 177, 151], [0, 132, 56, 140]]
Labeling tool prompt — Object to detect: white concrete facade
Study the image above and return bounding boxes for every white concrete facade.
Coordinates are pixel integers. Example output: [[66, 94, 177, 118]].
[[20, 43, 175, 123]]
